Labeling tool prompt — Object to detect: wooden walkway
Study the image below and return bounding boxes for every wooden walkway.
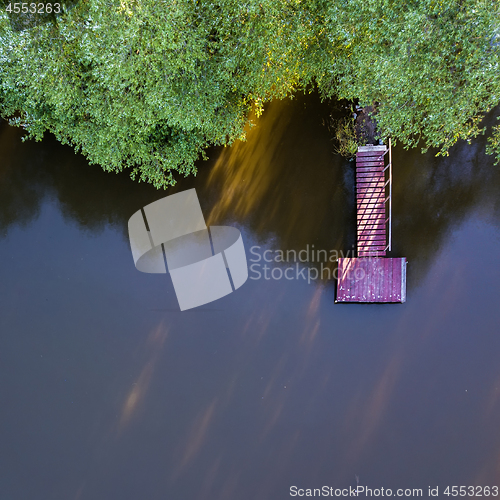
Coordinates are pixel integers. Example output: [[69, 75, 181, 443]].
[[356, 145, 388, 257], [336, 143, 407, 303]]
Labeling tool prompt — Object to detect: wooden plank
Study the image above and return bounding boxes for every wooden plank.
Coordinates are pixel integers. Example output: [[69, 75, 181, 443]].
[[356, 164, 384, 169], [357, 149, 387, 155], [357, 157, 384, 161], [401, 259, 407, 302], [357, 238, 386, 244], [356, 173, 384, 178], [379, 258, 387, 301], [357, 172, 384, 177], [356, 151, 386, 156], [357, 177, 384, 183], [356, 169, 384, 175], [357, 172, 385, 178], [357, 205, 385, 211], [356, 178, 384, 183], [356, 161, 385, 167], [382, 259, 389, 300], [358, 239, 386, 245], [356, 185, 385, 190], [356, 168, 385, 173], [376, 258, 384, 301], [357, 199, 385, 206], [357, 200, 385, 206], [357, 178, 385, 183], [358, 216, 385, 223], [357, 205, 385, 212], [358, 219, 386, 225], [357, 245, 387, 251], [358, 145, 387, 151], [358, 221, 386, 227], [357, 185, 385, 192], [357, 183, 385, 188], [358, 202, 385, 208], [357, 180, 385, 186], [357, 244, 387, 250], [392, 258, 402, 301], [357, 214, 386, 220], [357, 185, 384, 191], [387, 258, 394, 301], [385, 258, 392, 301], [369, 258, 377, 300], [356, 159, 385, 164], [357, 189, 385, 195], [357, 196, 384, 202], [360, 244, 386, 249], [358, 212, 385, 218], [357, 191, 384, 197], [358, 229, 386, 236], [357, 230, 386, 235], [357, 196, 385, 202], [358, 252, 386, 258], [358, 226, 386, 232], [358, 232, 386, 238], [358, 227, 386, 233], [356, 159, 384, 164], [357, 211, 385, 218], [356, 149, 386, 155], [358, 218, 385, 225], [356, 170, 384, 175], [358, 235, 386, 241], [352, 259, 359, 301], [357, 241, 387, 247]]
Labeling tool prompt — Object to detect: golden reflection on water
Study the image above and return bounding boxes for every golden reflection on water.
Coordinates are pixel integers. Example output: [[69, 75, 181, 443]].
[[205, 103, 291, 226], [172, 398, 218, 479], [344, 353, 403, 463], [201, 95, 350, 258], [117, 321, 168, 432]]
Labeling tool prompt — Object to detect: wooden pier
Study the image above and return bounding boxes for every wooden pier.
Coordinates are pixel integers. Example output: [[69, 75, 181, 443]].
[[356, 145, 388, 257], [336, 143, 407, 303]]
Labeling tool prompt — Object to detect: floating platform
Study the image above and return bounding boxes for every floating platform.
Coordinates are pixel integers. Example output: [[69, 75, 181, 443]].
[[336, 143, 407, 303], [336, 257, 407, 303]]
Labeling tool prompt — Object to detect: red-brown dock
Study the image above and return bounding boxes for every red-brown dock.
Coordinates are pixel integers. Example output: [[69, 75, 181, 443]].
[[336, 257, 407, 303], [336, 143, 407, 303]]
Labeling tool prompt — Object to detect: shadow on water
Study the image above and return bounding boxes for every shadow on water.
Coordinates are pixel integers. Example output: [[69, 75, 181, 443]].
[[391, 105, 500, 287], [1, 93, 500, 290]]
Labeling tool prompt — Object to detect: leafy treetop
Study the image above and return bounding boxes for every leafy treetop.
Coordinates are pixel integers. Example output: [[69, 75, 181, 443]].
[[1, 0, 499, 188]]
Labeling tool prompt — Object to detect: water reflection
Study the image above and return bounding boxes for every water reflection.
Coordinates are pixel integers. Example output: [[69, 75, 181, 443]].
[[201, 95, 353, 264], [391, 105, 500, 286], [2, 94, 500, 500], [2, 95, 500, 291], [173, 397, 218, 479], [117, 322, 168, 432]]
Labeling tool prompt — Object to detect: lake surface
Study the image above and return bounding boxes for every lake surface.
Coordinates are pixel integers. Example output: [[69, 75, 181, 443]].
[[1, 94, 500, 500]]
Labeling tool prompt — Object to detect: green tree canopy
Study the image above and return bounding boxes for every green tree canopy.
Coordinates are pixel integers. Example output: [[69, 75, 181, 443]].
[[1, 0, 499, 188]]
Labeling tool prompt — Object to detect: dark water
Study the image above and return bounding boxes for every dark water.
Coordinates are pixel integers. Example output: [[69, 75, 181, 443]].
[[1, 94, 500, 500]]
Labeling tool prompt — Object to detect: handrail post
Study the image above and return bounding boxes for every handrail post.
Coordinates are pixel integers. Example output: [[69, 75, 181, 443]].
[[389, 137, 392, 252]]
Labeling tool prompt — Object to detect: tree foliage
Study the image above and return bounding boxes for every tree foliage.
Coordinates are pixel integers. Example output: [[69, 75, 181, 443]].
[[1, 0, 499, 188]]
